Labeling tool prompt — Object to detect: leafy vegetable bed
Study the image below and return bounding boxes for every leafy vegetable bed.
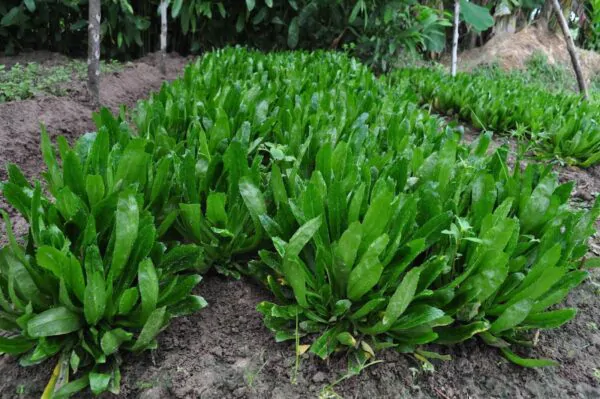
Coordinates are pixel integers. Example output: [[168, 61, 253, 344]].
[[1, 48, 598, 397], [394, 68, 600, 167]]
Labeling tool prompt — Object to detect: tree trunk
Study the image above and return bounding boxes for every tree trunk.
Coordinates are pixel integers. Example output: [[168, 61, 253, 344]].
[[451, 0, 460, 77], [467, 30, 478, 50], [539, 0, 553, 28], [159, 0, 168, 75], [550, 0, 589, 99], [87, 0, 101, 106]]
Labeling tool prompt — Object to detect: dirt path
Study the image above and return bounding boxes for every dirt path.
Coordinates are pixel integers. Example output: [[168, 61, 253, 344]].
[[1, 56, 600, 398]]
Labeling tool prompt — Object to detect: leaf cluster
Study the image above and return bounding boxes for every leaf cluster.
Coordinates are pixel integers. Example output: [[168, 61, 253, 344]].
[[135, 48, 599, 365], [0, 113, 205, 396]]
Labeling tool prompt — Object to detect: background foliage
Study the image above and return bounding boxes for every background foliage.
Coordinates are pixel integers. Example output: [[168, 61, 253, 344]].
[[2, 1, 598, 70], [0, 0, 452, 70]]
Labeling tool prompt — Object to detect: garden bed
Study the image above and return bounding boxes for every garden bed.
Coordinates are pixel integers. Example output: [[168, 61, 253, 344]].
[[1, 52, 600, 399]]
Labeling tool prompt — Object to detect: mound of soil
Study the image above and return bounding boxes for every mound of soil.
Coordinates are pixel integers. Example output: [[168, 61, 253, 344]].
[[1, 51, 600, 399], [458, 25, 600, 83]]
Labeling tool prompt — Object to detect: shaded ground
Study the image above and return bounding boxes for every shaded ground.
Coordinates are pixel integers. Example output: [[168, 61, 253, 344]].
[[1, 52, 600, 399]]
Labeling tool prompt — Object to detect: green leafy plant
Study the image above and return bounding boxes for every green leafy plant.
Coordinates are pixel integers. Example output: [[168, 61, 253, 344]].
[[252, 137, 461, 359], [394, 67, 600, 166], [1, 47, 599, 397], [0, 119, 206, 396]]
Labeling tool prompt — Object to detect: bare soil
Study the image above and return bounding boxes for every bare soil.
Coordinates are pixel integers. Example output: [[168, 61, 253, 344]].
[[1, 52, 600, 399]]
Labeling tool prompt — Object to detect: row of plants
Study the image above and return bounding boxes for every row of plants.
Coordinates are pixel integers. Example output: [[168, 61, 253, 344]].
[[1, 48, 599, 397], [393, 67, 600, 167]]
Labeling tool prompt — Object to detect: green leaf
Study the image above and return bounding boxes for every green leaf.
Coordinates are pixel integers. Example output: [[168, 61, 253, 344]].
[[288, 17, 299, 49], [101, 328, 133, 356], [24, 0, 36, 13], [521, 309, 577, 329], [347, 234, 389, 301], [0, 335, 35, 355], [336, 332, 356, 347], [490, 299, 533, 334], [171, 0, 183, 18], [239, 177, 268, 226], [159, 275, 202, 307], [349, 297, 386, 320], [89, 371, 111, 396], [1, 7, 21, 27], [84, 270, 106, 325], [54, 376, 90, 399], [435, 321, 490, 344], [500, 348, 558, 368], [131, 306, 167, 352], [286, 216, 322, 258], [110, 192, 139, 281], [118, 287, 139, 315], [246, 0, 256, 12], [459, 0, 494, 32], [27, 307, 82, 338], [383, 267, 421, 327], [62, 151, 86, 199], [360, 189, 394, 253], [66, 254, 86, 302], [115, 140, 149, 188], [493, 267, 565, 314], [86, 174, 105, 208], [168, 295, 208, 317], [138, 259, 159, 323], [392, 305, 445, 330], [333, 222, 363, 288], [310, 328, 338, 359], [149, 157, 171, 205], [206, 192, 228, 225], [36, 246, 66, 278], [281, 257, 308, 308]]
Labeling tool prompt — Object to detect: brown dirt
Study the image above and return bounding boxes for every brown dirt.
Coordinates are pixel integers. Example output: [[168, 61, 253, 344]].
[[2, 52, 600, 399], [457, 25, 600, 84]]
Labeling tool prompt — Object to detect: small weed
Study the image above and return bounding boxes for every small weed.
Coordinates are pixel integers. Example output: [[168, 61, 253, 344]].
[[15, 384, 26, 396], [244, 350, 268, 387], [318, 351, 383, 399], [135, 380, 156, 390], [594, 368, 600, 381]]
